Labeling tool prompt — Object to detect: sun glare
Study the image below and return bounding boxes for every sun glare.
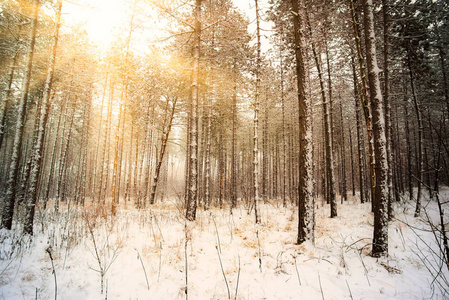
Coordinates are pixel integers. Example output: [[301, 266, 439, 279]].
[[63, 0, 131, 48]]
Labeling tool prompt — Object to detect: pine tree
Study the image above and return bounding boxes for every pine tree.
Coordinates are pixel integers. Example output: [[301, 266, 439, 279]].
[[363, 0, 390, 256], [23, 0, 63, 235], [290, 0, 315, 244], [1, 0, 39, 230]]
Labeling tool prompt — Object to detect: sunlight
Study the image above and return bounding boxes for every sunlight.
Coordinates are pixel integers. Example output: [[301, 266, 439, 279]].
[[63, 0, 131, 48]]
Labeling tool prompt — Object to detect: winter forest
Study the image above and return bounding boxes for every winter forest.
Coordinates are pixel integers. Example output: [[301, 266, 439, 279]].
[[0, 0, 448, 298]]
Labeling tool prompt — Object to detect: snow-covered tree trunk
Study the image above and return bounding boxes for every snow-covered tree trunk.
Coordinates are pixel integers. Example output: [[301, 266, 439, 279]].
[[56, 104, 75, 210], [124, 124, 134, 202], [112, 1, 136, 215], [218, 131, 224, 209], [116, 106, 126, 204], [339, 102, 347, 203], [350, 0, 376, 206], [262, 88, 269, 203], [404, 98, 413, 201], [435, 30, 449, 118], [1, 0, 39, 230], [133, 133, 140, 205], [185, 0, 201, 221], [90, 72, 108, 202], [98, 83, 114, 205], [204, 95, 212, 210], [150, 97, 177, 205], [363, 0, 389, 257], [291, 0, 315, 244], [324, 39, 336, 205], [111, 97, 124, 216], [77, 101, 91, 206], [306, 11, 336, 218], [135, 104, 151, 208], [0, 52, 19, 151], [142, 107, 155, 206], [231, 67, 237, 210], [349, 127, 356, 196], [280, 49, 287, 207], [43, 104, 64, 209], [23, 0, 63, 235], [253, 0, 261, 224], [406, 45, 424, 217], [382, 0, 395, 211]]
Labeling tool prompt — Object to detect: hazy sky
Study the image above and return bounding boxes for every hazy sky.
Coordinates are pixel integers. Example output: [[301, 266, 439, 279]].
[[61, 0, 273, 52]]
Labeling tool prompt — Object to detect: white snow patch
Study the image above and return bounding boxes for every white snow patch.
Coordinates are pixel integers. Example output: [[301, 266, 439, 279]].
[[0, 192, 448, 299]]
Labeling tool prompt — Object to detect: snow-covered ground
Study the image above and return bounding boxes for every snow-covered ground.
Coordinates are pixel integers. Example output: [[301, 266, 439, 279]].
[[0, 191, 448, 299]]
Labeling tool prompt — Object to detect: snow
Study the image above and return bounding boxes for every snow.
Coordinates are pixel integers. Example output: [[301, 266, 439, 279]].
[[1, 191, 448, 299]]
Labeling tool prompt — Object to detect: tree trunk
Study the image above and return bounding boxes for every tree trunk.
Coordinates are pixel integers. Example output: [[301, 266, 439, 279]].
[[150, 97, 178, 205], [382, 0, 395, 215], [339, 102, 347, 203], [231, 67, 237, 210], [404, 101, 413, 201], [406, 45, 424, 217], [0, 52, 19, 151], [350, 0, 376, 207], [98, 82, 114, 205], [91, 72, 108, 202], [291, 0, 315, 244], [112, 0, 136, 212], [306, 12, 336, 217], [253, 0, 261, 224], [349, 127, 356, 197], [204, 94, 212, 210], [363, 0, 389, 257], [280, 48, 287, 207], [1, 0, 40, 230], [111, 97, 124, 216], [433, 25, 449, 117], [56, 104, 75, 211], [43, 101, 64, 208], [218, 130, 224, 209], [262, 88, 269, 203], [23, 0, 63, 235], [185, 0, 201, 221], [124, 123, 134, 202]]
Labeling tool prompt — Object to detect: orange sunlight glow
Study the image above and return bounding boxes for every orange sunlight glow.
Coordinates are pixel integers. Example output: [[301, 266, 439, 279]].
[[63, 0, 132, 48]]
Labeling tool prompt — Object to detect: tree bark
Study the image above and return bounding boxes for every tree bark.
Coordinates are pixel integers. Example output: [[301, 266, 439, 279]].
[[150, 97, 178, 205], [185, 0, 201, 221], [0, 52, 19, 151], [406, 44, 424, 217], [262, 88, 269, 203], [91, 72, 108, 202], [382, 0, 395, 214], [1, 0, 39, 230], [350, 0, 376, 206], [306, 12, 336, 217], [339, 102, 347, 203], [349, 127, 356, 197], [253, 0, 261, 224], [363, 0, 389, 256], [204, 93, 212, 210], [280, 48, 287, 207], [291, 0, 315, 244], [23, 0, 63, 234], [231, 66, 238, 210]]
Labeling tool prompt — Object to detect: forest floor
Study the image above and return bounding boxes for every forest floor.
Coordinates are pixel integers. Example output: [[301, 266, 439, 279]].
[[0, 190, 448, 299]]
